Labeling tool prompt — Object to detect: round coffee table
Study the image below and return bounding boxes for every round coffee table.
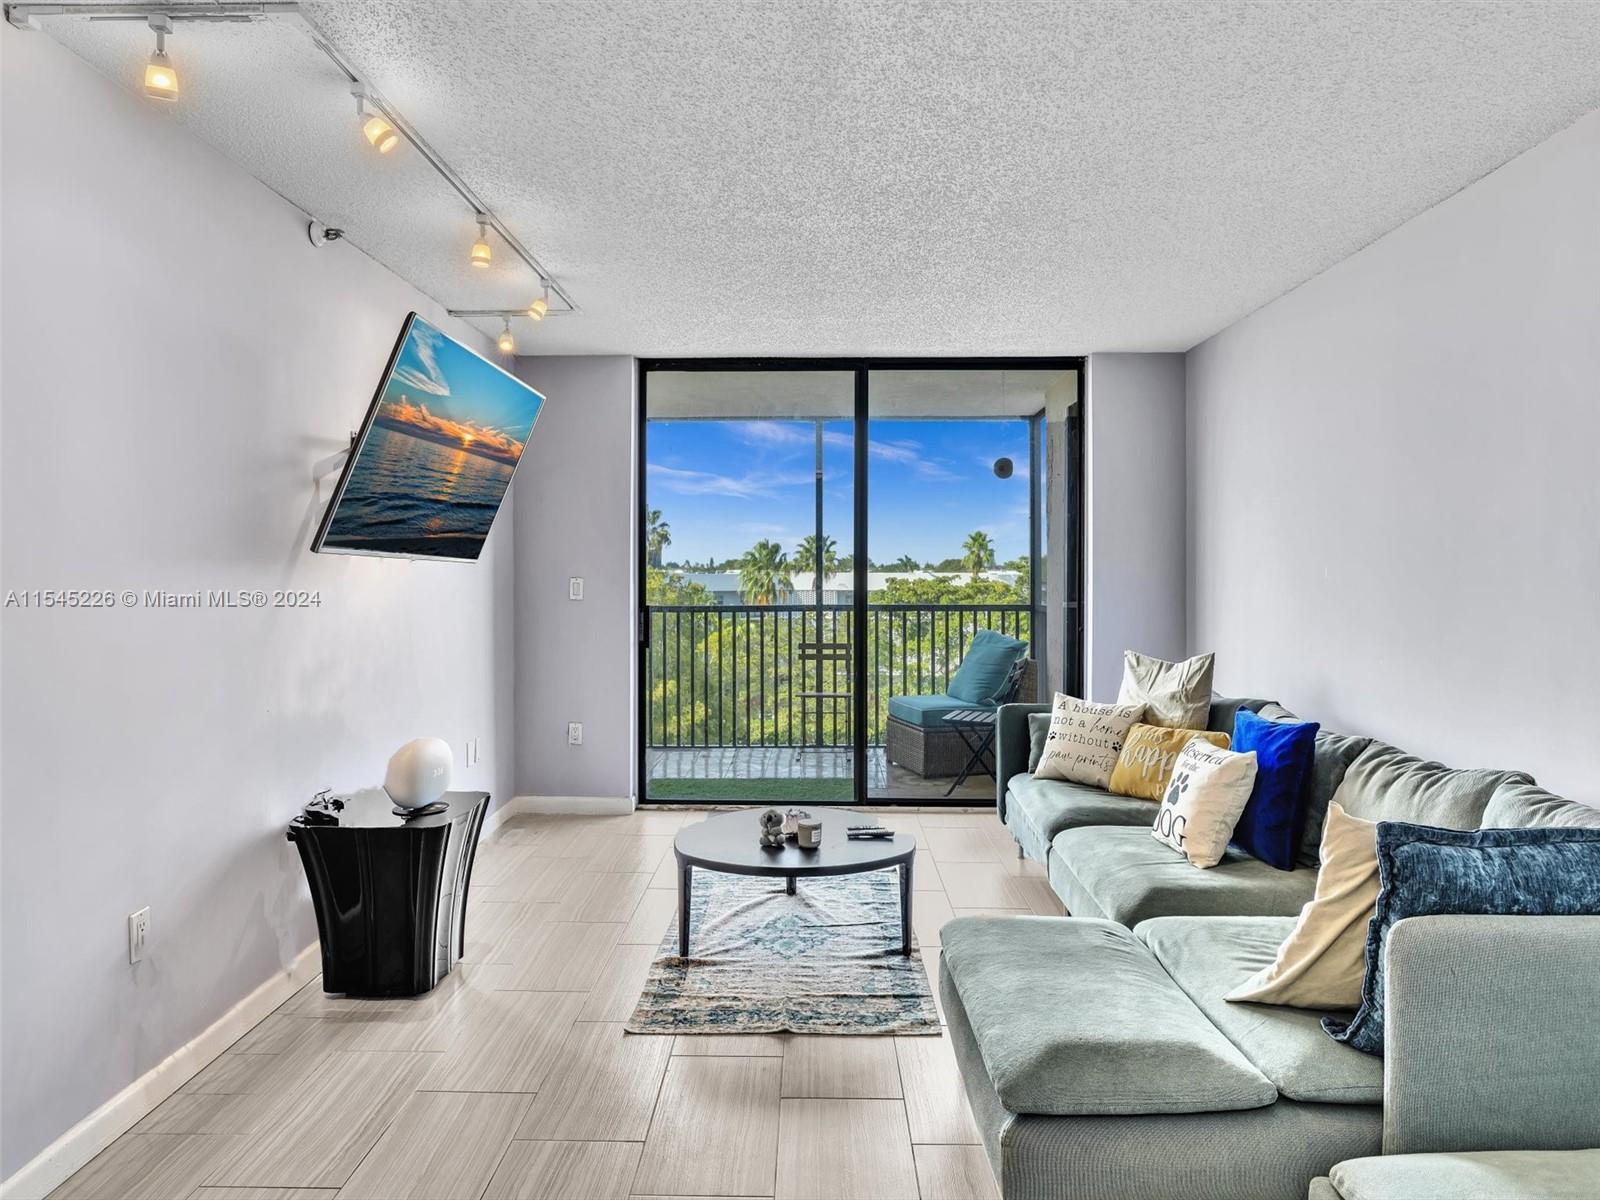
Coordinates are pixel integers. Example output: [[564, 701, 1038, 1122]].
[[673, 810, 916, 958]]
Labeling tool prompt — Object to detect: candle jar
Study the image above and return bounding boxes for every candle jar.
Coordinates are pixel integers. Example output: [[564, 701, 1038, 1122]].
[[797, 818, 823, 849]]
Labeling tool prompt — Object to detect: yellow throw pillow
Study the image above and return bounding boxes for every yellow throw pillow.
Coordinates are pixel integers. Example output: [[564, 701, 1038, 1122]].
[[1225, 802, 1380, 1009], [1108, 723, 1230, 801]]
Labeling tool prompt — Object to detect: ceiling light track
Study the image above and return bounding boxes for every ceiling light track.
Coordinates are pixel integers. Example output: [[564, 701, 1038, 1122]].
[[4, 0, 577, 317]]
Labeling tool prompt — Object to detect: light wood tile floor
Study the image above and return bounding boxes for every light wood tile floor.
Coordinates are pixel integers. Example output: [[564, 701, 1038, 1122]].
[[49, 807, 1053, 1200]]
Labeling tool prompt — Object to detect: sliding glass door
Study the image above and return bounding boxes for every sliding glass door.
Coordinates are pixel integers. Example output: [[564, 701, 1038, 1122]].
[[638, 360, 1081, 806], [640, 369, 858, 803]]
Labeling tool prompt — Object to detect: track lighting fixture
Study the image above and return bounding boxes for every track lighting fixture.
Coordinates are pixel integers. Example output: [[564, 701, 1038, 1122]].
[[143, 15, 179, 101], [10, 4, 571, 312], [497, 318, 515, 356], [470, 218, 492, 269], [352, 84, 398, 154]]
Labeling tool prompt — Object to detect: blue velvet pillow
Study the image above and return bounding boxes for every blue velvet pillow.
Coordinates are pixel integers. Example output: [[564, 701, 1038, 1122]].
[[947, 629, 1026, 704], [1324, 823, 1600, 1056], [1229, 709, 1319, 870]]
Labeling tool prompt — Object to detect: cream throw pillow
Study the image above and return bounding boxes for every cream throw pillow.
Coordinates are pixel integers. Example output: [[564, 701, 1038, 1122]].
[[1117, 650, 1215, 729], [1034, 694, 1147, 789], [1150, 739, 1258, 867], [1225, 803, 1380, 1009]]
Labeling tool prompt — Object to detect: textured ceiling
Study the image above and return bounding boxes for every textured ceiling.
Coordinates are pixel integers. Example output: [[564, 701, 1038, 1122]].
[[36, 1, 1600, 355]]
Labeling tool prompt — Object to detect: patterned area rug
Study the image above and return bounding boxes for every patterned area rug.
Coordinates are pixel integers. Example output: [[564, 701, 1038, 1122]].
[[626, 867, 940, 1035]]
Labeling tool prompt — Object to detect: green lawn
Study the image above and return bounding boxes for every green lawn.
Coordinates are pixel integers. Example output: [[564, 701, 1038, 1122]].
[[645, 777, 854, 802]]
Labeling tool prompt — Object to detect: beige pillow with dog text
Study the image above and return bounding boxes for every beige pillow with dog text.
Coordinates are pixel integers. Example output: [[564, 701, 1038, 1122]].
[[1034, 694, 1147, 789], [1225, 803, 1380, 1009], [1150, 739, 1258, 867]]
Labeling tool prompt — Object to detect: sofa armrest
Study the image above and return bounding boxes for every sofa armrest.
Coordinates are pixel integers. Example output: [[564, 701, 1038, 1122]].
[[1383, 913, 1600, 1156], [995, 702, 1052, 819]]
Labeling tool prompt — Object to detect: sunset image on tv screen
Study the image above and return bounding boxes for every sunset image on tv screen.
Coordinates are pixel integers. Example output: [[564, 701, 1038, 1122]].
[[317, 315, 543, 559]]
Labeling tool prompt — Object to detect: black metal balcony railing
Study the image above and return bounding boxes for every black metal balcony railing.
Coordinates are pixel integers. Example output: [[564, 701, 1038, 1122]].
[[645, 603, 1032, 749]]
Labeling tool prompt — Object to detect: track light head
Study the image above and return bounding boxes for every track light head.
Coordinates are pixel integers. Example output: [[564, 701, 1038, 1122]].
[[470, 217, 492, 269], [352, 84, 398, 153], [144, 18, 178, 101], [527, 287, 548, 322], [363, 114, 399, 153], [497, 318, 515, 356]]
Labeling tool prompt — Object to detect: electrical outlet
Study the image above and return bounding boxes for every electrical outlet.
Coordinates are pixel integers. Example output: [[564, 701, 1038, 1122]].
[[567, 722, 583, 746], [128, 907, 150, 964], [568, 577, 584, 601]]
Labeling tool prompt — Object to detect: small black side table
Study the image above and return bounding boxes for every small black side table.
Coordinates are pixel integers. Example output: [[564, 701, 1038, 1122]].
[[287, 789, 489, 997], [942, 708, 1000, 796]]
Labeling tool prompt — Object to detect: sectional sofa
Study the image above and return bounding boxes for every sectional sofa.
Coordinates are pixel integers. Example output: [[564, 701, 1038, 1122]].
[[939, 694, 1600, 1200]]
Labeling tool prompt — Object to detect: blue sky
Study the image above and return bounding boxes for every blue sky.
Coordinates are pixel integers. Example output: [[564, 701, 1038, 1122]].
[[646, 418, 1033, 566]]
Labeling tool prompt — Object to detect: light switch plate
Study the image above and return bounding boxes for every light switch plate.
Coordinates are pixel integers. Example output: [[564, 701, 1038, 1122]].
[[567, 722, 583, 746], [568, 577, 584, 601], [128, 907, 149, 964]]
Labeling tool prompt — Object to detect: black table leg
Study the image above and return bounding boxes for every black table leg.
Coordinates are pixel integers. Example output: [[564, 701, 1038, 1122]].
[[899, 857, 913, 955], [678, 863, 692, 958], [786, 875, 796, 896]]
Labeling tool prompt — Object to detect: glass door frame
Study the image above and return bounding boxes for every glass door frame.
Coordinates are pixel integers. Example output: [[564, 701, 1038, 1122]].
[[636, 356, 1085, 807]]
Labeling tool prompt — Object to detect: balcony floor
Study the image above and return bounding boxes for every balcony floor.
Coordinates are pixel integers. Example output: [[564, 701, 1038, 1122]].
[[644, 745, 994, 804]]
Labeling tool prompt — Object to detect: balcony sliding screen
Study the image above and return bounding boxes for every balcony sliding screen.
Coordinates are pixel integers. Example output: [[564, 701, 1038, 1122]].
[[639, 361, 1081, 806]]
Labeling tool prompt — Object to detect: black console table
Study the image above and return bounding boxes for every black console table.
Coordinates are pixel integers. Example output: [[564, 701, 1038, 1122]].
[[287, 788, 489, 997]]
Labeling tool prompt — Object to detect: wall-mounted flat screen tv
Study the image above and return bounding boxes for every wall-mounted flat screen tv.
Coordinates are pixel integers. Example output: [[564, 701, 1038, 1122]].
[[312, 313, 543, 561]]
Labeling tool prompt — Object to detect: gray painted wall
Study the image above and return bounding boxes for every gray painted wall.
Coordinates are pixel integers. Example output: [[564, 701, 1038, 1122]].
[[1084, 353, 1188, 701], [511, 357, 637, 803], [0, 30, 516, 1175], [1187, 109, 1600, 801]]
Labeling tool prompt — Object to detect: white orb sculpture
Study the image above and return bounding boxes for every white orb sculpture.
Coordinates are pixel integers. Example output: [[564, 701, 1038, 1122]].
[[383, 737, 453, 811]]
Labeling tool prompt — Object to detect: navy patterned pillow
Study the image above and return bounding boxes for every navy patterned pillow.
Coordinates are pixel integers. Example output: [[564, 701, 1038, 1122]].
[[1324, 822, 1600, 1055]]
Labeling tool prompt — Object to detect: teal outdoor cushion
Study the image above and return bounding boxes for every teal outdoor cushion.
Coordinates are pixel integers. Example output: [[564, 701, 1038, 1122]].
[[1482, 778, 1600, 829], [1137, 916, 1382, 1105], [1330, 741, 1527, 830], [1329, 1150, 1600, 1200], [940, 915, 1276, 1116], [887, 693, 975, 728], [947, 629, 1026, 704], [1050, 825, 1317, 925]]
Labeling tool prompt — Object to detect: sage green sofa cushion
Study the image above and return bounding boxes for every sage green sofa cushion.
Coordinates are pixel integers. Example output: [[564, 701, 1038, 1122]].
[[1308, 1178, 1342, 1200], [1327, 1149, 1600, 1200], [1050, 826, 1317, 926], [1005, 773, 1158, 862], [1136, 916, 1382, 1105], [1329, 741, 1528, 829], [940, 915, 1276, 1116], [1482, 778, 1600, 829]]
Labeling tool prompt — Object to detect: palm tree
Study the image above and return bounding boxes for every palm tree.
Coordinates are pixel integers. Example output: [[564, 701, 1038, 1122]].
[[962, 530, 995, 580], [739, 540, 792, 605], [890, 553, 920, 572], [793, 533, 838, 579], [645, 509, 671, 568]]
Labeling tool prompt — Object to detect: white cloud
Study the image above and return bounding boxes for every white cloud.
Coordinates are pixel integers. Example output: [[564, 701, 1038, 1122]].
[[822, 430, 959, 481], [647, 463, 811, 499], [392, 323, 450, 397]]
